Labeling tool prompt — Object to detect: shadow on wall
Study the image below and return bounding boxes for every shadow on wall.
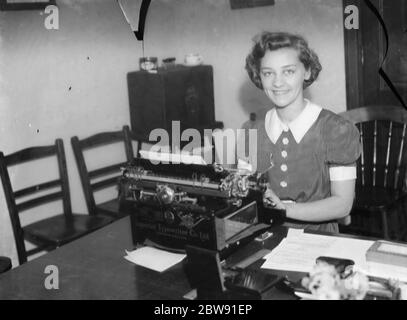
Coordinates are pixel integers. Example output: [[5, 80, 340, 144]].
[[238, 78, 316, 125], [238, 78, 270, 125]]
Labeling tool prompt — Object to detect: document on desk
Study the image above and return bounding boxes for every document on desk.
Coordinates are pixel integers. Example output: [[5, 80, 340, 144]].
[[124, 247, 186, 272], [261, 230, 374, 273]]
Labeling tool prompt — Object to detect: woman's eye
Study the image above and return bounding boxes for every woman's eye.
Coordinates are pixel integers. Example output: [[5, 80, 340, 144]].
[[261, 71, 273, 77], [283, 69, 295, 76]]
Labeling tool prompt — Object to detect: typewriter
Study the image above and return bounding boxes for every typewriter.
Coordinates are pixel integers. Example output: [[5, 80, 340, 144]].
[[120, 157, 285, 254]]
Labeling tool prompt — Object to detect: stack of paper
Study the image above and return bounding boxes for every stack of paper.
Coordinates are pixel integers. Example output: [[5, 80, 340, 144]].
[[124, 247, 186, 273], [261, 229, 375, 274]]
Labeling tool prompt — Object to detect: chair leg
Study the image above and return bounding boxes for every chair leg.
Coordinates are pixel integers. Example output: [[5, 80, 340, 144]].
[[380, 208, 389, 240]]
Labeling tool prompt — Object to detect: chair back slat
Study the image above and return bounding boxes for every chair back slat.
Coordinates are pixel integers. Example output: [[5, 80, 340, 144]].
[[13, 179, 61, 198], [78, 131, 126, 149], [88, 162, 128, 180], [16, 191, 64, 212], [358, 123, 365, 186], [395, 124, 407, 189], [91, 177, 121, 191], [4, 145, 56, 166], [373, 120, 378, 187], [383, 121, 393, 188]]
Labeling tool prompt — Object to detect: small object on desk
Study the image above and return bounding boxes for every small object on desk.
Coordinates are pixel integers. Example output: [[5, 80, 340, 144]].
[[231, 248, 272, 270], [316, 256, 355, 278], [224, 269, 283, 297], [366, 240, 407, 267], [254, 231, 273, 242], [124, 246, 186, 273], [300, 261, 369, 300], [366, 240, 407, 282], [183, 289, 197, 300]]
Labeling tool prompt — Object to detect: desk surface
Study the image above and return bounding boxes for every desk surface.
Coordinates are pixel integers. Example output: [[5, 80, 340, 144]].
[[0, 216, 194, 300], [0, 216, 364, 300]]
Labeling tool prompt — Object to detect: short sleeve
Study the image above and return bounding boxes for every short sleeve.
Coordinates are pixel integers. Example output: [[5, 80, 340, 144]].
[[324, 114, 361, 166]]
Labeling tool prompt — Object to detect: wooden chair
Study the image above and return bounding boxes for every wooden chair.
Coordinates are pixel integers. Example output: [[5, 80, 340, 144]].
[[123, 125, 151, 159], [338, 105, 407, 240], [0, 256, 12, 273], [71, 125, 147, 219], [0, 139, 113, 265]]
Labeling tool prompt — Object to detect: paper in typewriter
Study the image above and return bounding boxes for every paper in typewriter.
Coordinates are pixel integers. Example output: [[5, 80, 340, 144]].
[[139, 150, 207, 165], [261, 230, 374, 273]]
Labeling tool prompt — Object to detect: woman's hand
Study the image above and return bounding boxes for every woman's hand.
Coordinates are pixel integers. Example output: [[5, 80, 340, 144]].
[[263, 185, 285, 210]]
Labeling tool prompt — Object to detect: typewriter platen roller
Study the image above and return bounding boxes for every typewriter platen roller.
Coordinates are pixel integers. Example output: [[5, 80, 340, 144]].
[[120, 158, 285, 252]]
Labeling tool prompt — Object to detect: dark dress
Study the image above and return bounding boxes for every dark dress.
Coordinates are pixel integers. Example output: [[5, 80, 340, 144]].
[[239, 106, 361, 233]]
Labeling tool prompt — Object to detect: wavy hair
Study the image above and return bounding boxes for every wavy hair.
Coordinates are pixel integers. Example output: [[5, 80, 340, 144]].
[[245, 32, 322, 89]]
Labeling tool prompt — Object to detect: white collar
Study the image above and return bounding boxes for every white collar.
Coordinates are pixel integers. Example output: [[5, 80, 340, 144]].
[[265, 99, 322, 144]]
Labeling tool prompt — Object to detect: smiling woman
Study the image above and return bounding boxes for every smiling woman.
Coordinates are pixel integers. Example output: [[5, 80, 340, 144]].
[[239, 32, 362, 233]]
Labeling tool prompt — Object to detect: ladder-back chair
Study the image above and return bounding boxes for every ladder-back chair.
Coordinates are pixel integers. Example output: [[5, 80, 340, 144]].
[[71, 126, 145, 219], [339, 105, 407, 240], [0, 139, 112, 265]]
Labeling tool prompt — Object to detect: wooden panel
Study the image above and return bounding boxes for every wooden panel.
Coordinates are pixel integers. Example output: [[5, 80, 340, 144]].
[[344, 0, 407, 108], [380, 0, 407, 88]]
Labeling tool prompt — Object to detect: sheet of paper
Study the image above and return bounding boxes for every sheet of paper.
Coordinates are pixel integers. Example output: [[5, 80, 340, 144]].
[[124, 247, 186, 273], [261, 233, 339, 272], [286, 228, 304, 238], [139, 150, 207, 165], [261, 230, 374, 273]]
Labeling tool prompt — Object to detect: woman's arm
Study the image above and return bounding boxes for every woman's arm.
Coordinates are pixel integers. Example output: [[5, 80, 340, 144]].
[[283, 179, 356, 222]]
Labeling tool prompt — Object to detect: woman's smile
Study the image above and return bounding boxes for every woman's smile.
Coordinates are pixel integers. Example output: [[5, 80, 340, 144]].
[[272, 89, 290, 96]]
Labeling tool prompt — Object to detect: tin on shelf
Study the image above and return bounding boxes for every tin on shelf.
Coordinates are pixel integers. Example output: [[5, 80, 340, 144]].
[[139, 57, 158, 73]]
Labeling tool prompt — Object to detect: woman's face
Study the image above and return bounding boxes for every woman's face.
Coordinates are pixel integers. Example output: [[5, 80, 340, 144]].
[[259, 47, 310, 109]]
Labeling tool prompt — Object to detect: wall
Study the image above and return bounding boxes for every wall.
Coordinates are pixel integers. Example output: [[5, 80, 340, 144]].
[[0, 0, 142, 266], [0, 0, 346, 266], [142, 0, 347, 126]]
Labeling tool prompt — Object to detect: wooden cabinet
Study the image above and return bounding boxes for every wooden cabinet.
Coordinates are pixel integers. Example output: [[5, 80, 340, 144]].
[[127, 65, 222, 144]]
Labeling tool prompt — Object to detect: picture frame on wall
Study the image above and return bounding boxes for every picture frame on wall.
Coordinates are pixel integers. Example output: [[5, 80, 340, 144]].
[[0, 0, 56, 11], [229, 0, 275, 10]]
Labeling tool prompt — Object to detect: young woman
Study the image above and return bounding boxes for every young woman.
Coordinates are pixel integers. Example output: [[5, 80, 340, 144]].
[[241, 32, 361, 233]]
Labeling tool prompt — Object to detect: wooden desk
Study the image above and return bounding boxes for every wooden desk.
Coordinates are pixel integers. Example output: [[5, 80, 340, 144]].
[[0, 216, 193, 300], [0, 216, 367, 300]]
